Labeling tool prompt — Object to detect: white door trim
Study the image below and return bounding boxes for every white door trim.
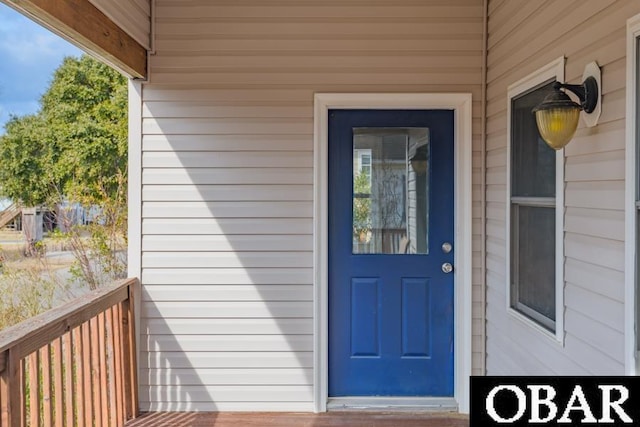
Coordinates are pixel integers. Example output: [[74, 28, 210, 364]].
[[313, 93, 473, 413]]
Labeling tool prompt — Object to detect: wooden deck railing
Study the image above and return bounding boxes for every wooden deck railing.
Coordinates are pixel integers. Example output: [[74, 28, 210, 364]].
[[0, 278, 139, 427]]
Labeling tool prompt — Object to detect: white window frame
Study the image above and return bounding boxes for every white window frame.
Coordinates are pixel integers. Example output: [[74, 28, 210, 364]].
[[355, 149, 372, 187], [358, 150, 372, 174], [506, 57, 565, 343], [625, 14, 640, 375]]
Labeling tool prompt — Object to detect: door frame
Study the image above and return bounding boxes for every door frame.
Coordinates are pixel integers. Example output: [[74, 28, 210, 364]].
[[313, 93, 473, 413]]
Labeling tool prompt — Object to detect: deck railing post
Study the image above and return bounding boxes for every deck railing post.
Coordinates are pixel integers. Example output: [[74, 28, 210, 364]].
[[1, 348, 24, 427], [121, 282, 139, 421], [128, 283, 139, 419]]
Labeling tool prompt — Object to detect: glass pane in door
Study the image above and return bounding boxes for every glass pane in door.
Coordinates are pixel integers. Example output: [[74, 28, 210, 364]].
[[352, 127, 430, 254]]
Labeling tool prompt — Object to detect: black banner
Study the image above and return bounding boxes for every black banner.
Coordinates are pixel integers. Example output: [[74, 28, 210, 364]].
[[471, 376, 640, 426]]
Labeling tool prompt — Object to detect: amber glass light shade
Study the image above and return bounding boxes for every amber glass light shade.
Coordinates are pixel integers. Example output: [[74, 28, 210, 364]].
[[532, 83, 586, 151], [534, 107, 580, 150], [410, 159, 428, 174]]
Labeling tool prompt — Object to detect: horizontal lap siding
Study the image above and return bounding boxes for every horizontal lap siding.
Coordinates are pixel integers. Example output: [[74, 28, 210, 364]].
[[143, 0, 484, 411], [485, 0, 640, 375], [89, 0, 150, 49]]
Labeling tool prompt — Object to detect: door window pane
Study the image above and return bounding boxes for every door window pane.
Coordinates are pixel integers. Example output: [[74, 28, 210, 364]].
[[352, 128, 429, 254]]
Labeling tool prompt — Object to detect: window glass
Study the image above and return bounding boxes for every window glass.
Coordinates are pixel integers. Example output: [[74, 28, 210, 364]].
[[512, 206, 556, 325], [352, 128, 429, 254], [510, 80, 557, 332], [511, 82, 556, 198]]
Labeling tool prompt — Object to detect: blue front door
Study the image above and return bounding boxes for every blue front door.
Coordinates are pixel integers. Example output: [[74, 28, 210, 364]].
[[328, 109, 454, 397]]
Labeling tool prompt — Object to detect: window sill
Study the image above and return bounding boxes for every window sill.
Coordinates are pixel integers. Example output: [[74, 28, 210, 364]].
[[507, 307, 565, 347]]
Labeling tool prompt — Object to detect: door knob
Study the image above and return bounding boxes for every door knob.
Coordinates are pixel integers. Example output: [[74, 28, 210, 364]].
[[441, 242, 453, 253], [442, 263, 453, 274]]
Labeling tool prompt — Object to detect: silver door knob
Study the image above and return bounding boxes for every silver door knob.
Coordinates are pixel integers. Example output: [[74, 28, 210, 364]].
[[442, 263, 453, 274], [442, 242, 453, 253]]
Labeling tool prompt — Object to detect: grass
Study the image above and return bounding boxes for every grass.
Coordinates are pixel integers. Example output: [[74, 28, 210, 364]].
[[0, 230, 76, 330], [0, 230, 74, 269], [0, 223, 127, 330]]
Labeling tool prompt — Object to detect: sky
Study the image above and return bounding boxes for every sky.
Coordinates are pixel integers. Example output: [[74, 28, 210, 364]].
[[0, 3, 82, 134]]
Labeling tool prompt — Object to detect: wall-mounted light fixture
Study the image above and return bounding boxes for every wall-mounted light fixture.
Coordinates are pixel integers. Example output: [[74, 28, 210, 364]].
[[409, 145, 428, 175], [532, 62, 601, 150]]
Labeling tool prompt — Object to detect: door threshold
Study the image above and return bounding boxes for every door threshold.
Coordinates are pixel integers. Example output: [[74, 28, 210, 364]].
[[327, 397, 458, 412]]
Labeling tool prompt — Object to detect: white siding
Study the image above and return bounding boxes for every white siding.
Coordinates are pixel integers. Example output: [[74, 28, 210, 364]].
[[485, 0, 640, 375], [141, 0, 484, 411], [89, 0, 150, 49]]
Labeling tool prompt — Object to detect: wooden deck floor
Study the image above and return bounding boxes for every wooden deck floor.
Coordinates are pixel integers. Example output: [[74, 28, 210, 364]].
[[125, 412, 469, 427]]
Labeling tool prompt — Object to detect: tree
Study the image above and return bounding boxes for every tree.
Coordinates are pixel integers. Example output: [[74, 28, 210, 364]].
[[0, 55, 128, 207], [0, 55, 128, 289], [0, 113, 53, 206]]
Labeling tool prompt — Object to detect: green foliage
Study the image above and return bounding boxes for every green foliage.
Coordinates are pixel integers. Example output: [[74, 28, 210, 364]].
[[0, 55, 128, 207], [64, 172, 128, 290], [353, 171, 372, 241], [0, 114, 54, 206]]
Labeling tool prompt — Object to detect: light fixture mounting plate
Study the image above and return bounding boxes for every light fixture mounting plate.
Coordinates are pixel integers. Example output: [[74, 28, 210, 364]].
[[582, 61, 601, 128]]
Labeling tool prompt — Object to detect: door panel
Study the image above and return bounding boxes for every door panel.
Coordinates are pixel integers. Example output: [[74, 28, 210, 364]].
[[328, 109, 454, 397], [350, 278, 380, 357], [401, 278, 431, 357]]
